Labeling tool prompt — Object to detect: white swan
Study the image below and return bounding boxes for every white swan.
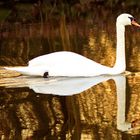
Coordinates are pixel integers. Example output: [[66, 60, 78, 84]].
[[5, 13, 140, 77]]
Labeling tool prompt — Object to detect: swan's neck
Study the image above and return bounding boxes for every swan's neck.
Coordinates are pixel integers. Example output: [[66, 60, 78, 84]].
[[113, 24, 126, 73]]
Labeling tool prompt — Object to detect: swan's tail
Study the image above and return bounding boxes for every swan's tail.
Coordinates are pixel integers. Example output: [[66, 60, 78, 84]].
[[4, 66, 35, 76], [4, 66, 46, 77]]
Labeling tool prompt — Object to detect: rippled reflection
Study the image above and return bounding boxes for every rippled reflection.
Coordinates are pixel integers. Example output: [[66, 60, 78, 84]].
[[0, 74, 140, 139]]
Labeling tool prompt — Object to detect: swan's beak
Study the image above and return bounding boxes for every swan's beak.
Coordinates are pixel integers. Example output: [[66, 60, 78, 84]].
[[131, 20, 140, 27]]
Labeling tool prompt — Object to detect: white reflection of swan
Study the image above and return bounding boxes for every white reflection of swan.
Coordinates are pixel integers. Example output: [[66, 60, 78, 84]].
[[25, 75, 133, 131], [0, 75, 132, 131], [31, 76, 116, 95], [5, 14, 140, 77], [114, 75, 131, 131], [1, 76, 112, 95]]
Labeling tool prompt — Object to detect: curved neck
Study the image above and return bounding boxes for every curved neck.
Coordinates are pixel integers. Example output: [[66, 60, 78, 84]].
[[113, 24, 126, 73]]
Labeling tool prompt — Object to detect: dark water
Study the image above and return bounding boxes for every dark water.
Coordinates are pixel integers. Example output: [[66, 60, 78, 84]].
[[0, 12, 140, 139]]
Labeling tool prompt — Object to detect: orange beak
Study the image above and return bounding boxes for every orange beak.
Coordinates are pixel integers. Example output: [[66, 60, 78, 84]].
[[131, 19, 140, 27]]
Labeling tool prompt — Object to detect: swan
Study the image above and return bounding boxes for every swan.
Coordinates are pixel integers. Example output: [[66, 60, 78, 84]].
[[5, 13, 140, 77]]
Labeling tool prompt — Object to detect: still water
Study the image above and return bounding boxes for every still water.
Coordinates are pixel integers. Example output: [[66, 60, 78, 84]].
[[0, 12, 140, 139]]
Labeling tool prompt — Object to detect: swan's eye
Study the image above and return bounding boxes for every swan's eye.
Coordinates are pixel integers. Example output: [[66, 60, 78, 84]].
[[128, 17, 135, 21]]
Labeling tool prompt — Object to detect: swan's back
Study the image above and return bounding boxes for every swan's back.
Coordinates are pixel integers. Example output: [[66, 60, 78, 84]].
[[29, 51, 93, 66], [29, 51, 111, 76]]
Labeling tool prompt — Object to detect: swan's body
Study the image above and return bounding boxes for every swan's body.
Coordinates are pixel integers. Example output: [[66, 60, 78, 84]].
[[5, 13, 140, 77], [5, 51, 124, 77]]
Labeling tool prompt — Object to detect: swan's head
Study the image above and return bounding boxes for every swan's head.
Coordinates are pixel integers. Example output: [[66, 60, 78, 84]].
[[117, 13, 140, 27]]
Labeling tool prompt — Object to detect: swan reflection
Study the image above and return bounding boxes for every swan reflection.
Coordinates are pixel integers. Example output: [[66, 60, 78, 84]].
[[115, 75, 131, 131], [0, 75, 133, 131], [0, 75, 113, 95]]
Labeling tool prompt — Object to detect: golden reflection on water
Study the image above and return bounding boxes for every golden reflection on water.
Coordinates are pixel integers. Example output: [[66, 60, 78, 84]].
[[88, 29, 115, 67]]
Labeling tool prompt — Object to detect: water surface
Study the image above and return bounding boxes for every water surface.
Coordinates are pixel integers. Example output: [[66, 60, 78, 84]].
[[0, 74, 140, 139]]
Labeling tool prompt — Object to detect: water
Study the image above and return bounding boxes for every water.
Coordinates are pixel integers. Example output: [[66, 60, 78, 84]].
[[0, 75, 140, 139], [0, 11, 140, 139]]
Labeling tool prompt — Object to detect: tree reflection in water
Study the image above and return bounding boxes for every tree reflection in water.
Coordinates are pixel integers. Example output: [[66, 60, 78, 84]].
[[0, 74, 140, 139]]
